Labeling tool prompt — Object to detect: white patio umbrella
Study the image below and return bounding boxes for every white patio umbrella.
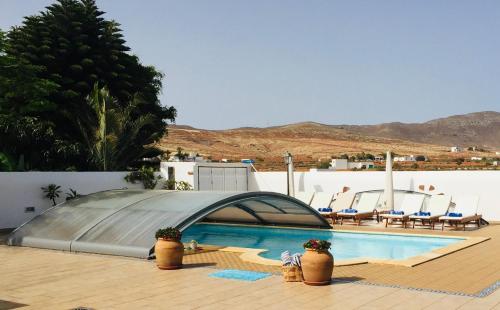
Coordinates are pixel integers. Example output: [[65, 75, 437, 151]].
[[383, 151, 394, 211], [284, 152, 295, 197]]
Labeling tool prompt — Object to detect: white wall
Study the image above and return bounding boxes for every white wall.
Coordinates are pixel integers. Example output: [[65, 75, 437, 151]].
[[249, 170, 500, 221], [160, 162, 196, 185], [0, 172, 143, 229], [2, 170, 499, 229]]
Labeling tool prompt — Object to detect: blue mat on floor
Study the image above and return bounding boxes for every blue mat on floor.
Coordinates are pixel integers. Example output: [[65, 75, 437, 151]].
[[208, 269, 271, 281]]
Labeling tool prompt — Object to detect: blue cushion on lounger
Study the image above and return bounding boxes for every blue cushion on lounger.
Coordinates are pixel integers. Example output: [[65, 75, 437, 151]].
[[447, 212, 462, 217], [414, 211, 431, 216], [342, 209, 357, 213], [390, 210, 404, 215], [318, 207, 332, 212]]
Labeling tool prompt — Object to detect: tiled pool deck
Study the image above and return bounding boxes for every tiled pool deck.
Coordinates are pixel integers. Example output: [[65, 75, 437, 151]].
[[1, 224, 499, 309]]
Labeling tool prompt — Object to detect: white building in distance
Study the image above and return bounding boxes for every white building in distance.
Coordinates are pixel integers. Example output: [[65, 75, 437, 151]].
[[330, 159, 374, 170], [394, 155, 417, 162], [451, 146, 463, 152]]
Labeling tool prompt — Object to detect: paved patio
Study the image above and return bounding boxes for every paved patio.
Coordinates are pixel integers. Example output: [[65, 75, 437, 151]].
[[1, 224, 499, 309], [0, 245, 499, 310]]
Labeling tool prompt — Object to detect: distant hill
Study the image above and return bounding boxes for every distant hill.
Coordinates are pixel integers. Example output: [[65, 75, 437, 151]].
[[158, 111, 499, 168], [342, 111, 500, 149]]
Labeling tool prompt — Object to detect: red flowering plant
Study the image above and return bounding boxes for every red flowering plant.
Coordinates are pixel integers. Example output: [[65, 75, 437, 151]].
[[155, 227, 182, 241], [303, 239, 331, 251]]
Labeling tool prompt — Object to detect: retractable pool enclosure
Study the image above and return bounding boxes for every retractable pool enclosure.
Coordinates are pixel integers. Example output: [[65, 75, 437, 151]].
[[7, 190, 330, 258]]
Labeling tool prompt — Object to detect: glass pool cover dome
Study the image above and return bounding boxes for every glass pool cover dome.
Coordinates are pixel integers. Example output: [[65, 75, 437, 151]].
[[7, 190, 330, 258]]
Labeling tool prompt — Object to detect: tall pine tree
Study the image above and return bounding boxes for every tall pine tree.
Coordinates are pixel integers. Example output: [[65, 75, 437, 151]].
[[2, 0, 176, 170]]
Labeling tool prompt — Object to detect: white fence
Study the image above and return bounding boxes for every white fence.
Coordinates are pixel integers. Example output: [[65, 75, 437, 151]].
[[1, 170, 499, 229], [249, 170, 500, 221]]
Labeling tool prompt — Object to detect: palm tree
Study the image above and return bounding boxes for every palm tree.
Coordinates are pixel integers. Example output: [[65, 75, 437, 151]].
[[41, 184, 61, 206], [81, 84, 163, 170]]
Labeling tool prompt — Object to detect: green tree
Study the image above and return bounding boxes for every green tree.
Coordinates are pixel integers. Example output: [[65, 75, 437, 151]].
[[176, 147, 188, 161], [3, 0, 176, 170], [82, 84, 165, 170], [0, 30, 76, 170]]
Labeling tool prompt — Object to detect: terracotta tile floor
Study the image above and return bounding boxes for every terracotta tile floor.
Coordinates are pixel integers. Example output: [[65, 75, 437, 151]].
[[0, 224, 499, 309]]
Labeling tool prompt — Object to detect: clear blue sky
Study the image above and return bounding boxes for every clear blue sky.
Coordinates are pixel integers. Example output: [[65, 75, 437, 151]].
[[1, 0, 499, 129]]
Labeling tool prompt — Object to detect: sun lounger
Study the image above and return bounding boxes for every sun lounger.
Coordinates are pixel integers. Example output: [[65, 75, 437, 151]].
[[381, 194, 426, 228], [319, 192, 356, 224], [311, 192, 335, 223], [337, 192, 381, 225], [375, 191, 407, 222], [294, 192, 315, 206], [439, 195, 481, 231], [311, 192, 335, 216], [409, 195, 451, 229]]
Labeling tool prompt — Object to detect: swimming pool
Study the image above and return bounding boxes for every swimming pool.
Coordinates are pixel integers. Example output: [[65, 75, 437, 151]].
[[182, 224, 463, 261]]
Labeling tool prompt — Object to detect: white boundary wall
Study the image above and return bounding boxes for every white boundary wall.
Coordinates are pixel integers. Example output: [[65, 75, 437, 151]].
[[249, 171, 500, 221], [1, 170, 499, 229], [0, 172, 143, 229]]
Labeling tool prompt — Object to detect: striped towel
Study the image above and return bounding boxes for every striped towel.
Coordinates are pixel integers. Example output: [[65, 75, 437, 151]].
[[291, 253, 302, 267], [281, 251, 292, 265]]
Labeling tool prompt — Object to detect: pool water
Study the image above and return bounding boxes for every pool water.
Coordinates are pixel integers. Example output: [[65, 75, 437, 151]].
[[182, 224, 463, 261]]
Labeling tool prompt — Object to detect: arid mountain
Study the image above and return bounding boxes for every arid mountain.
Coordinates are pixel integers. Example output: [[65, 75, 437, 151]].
[[158, 111, 499, 170], [342, 111, 500, 149]]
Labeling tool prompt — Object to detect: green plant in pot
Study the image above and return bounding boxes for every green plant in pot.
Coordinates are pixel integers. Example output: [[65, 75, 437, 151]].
[[154, 227, 184, 270], [301, 239, 333, 285]]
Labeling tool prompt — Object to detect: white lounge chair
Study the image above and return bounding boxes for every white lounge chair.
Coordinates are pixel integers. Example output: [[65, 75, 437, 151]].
[[337, 192, 381, 225], [320, 192, 356, 224], [310, 192, 334, 212], [409, 195, 451, 229], [294, 192, 315, 206], [439, 195, 481, 231], [381, 193, 426, 228]]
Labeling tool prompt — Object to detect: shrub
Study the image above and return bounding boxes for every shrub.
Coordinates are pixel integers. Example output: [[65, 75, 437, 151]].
[[415, 155, 426, 162], [65, 188, 82, 201], [317, 161, 330, 169], [162, 180, 193, 191], [163, 179, 176, 190], [125, 166, 162, 189], [176, 181, 193, 191], [155, 227, 182, 240]]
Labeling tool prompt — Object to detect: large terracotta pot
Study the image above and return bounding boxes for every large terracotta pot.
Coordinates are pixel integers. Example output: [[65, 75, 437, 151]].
[[301, 249, 334, 285], [155, 238, 184, 270]]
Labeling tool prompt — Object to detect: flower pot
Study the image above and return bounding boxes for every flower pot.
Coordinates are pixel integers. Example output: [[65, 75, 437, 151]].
[[301, 249, 333, 285], [155, 238, 184, 270]]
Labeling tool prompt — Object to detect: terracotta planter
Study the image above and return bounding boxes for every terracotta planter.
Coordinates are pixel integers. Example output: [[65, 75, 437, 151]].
[[301, 249, 333, 285], [155, 238, 184, 270]]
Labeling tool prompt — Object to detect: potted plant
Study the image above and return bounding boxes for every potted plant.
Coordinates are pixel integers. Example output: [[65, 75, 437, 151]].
[[301, 239, 333, 285], [154, 227, 184, 270]]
